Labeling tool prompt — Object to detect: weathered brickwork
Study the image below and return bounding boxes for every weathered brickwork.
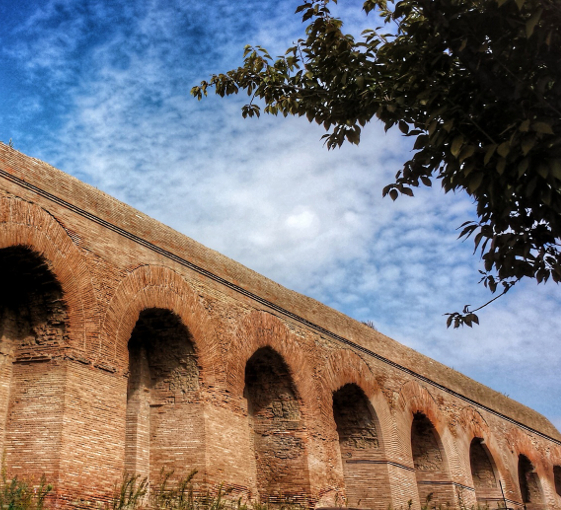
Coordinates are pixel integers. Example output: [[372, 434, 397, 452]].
[[0, 143, 560, 510]]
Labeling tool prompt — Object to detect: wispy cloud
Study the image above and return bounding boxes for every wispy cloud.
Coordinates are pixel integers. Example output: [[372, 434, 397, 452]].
[[1, 0, 560, 429]]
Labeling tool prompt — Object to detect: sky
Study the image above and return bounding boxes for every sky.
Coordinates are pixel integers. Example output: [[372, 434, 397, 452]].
[[1, 0, 560, 431]]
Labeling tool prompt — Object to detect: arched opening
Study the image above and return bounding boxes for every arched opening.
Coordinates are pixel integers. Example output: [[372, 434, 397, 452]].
[[244, 347, 310, 505], [126, 308, 201, 482], [469, 438, 501, 505], [554, 466, 561, 498], [0, 246, 67, 348], [411, 412, 452, 507], [518, 454, 545, 509], [332, 384, 389, 510], [0, 246, 68, 473]]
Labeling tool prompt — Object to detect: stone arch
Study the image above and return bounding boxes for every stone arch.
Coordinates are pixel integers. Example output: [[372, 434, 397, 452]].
[[469, 438, 502, 505], [0, 197, 96, 482], [226, 311, 317, 504], [321, 349, 380, 415], [518, 453, 546, 509], [101, 265, 216, 483], [460, 406, 490, 441], [319, 349, 392, 509], [244, 345, 311, 505], [460, 407, 503, 505], [0, 196, 96, 350], [100, 264, 218, 380], [125, 308, 202, 482], [398, 382, 454, 508], [0, 245, 70, 478], [332, 383, 391, 510], [397, 381, 443, 430], [226, 311, 318, 415]]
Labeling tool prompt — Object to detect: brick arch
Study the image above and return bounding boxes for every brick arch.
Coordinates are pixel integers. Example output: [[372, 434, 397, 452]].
[[398, 381, 456, 507], [460, 407, 504, 478], [319, 349, 391, 435], [322, 349, 378, 400], [505, 429, 550, 476], [460, 406, 490, 441], [460, 408, 504, 504], [398, 380, 446, 432], [100, 264, 218, 382], [0, 197, 96, 349], [517, 452, 546, 508], [226, 311, 318, 415], [320, 350, 393, 510]]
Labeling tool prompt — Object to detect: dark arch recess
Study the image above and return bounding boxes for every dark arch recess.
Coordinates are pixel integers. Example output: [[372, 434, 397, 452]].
[[469, 438, 501, 505], [0, 245, 69, 479], [0, 246, 67, 348], [553, 466, 561, 497], [126, 308, 201, 482], [244, 346, 310, 505], [518, 454, 545, 509], [333, 383, 390, 510], [411, 412, 453, 507], [554, 466, 561, 498]]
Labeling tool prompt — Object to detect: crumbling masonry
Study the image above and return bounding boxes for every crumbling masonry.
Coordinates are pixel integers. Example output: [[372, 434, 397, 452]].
[[0, 143, 560, 510]]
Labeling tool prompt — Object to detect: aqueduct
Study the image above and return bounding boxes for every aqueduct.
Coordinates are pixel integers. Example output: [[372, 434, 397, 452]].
[[0, 143, 560, 509]]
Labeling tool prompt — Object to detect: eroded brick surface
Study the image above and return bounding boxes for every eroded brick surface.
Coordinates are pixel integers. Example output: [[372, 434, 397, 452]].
[[0, 144, 559, 510]]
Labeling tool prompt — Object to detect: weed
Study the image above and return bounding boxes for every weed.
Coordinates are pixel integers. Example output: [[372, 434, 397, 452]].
[[0, 473, 52, 510], [109, 473, 148, 510]]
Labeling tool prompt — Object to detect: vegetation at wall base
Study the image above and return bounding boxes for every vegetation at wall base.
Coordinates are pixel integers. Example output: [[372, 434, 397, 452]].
[[0, 471, 506, 510], [192, 0, 561, 327], [0, 472, 52, 510]]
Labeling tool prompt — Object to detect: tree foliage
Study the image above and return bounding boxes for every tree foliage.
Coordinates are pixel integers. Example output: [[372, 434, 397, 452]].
[[192, 0, 561, 326]]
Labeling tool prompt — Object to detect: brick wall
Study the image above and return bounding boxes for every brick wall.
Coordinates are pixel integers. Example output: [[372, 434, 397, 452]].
[[0, 144, 559, 510]]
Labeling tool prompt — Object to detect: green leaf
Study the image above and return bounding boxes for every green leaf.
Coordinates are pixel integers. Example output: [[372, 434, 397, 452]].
[[549, 159, 561, 180], [484, 144, 497, 165], [496, 158, 506, 175], [459, 145, 475, 163], [497, 142, 510, 158], [468, 173, 484, 193], [196, 0, 561, 303], [533, 122, 554, 135], [428, 120, 438, 136], [542, 187, 552, 206], [420, 175, 432, 187], [526, 9, 542, 38], [518, 158, 529, 177], [413, 134, 429, 150], [451, 135, 464, 157], [537, 162, 549, 179], [521, 134, 536, 156]]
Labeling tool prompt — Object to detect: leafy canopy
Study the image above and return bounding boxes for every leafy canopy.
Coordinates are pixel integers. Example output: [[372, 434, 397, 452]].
[[192, 0, 561, 327]]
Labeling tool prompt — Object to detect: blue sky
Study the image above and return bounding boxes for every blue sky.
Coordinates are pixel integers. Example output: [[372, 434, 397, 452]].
[[1, 0, 560, 431]]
